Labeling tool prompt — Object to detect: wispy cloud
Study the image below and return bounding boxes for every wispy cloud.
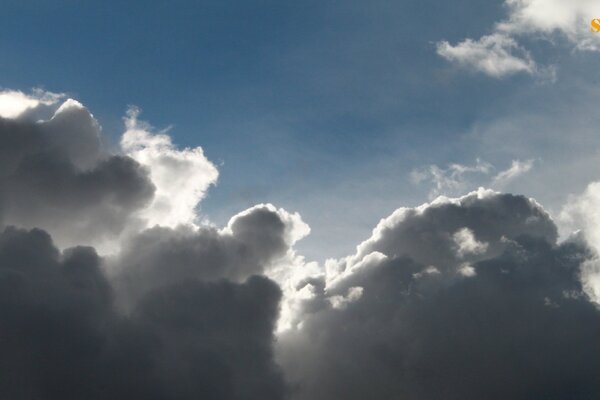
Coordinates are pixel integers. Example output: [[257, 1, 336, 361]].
[[492, 159, 535, 187], [437, 33, 537, 78], [437, 0, 599, 79]]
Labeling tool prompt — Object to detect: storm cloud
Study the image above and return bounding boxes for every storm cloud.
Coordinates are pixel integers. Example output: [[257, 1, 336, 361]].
[[278, 190, 600, 400], [2, 91, 600, 399], [0, 226, 287, 400], [0, 97, 155, 250]]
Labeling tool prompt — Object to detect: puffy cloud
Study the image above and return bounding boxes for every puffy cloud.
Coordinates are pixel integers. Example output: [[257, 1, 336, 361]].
[[0, 94, 155, 250], [0, 91, 221, 253], [3, 90, 600, 399], [110, 203, 306, 309], [338, 189, 556, 278], [0, 95, 295, 400], [277, 190, 600, 400], [0, 88, 63, 119], [437, 34, 537, 78], [0, 225, 287, 400], [560, 181, 600, 303], [121, 107, 218, 229], [437, 0, 597, 78], [499, 0, 600, 51], [453, 227, 489, 257]]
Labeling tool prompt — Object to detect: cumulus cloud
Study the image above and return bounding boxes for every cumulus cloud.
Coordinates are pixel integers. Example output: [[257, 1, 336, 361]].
[[560, 181, 600, 303], [0, 92, 155, 250], [3, 90, 600, 399], [110, 203, 307, 310], [437, 0, 597, 78], [0, 88, 64, 119], [0, 227, 286, 400], [121, 107, 218, 229], [0, 91, 295, 398], [0, 91, 222, 253], [277, 190, 600, 400], [499, 0, 600, 51]]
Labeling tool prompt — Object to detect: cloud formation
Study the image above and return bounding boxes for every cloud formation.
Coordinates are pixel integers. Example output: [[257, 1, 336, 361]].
[[437, 0, 598, 78], [0, 227, 286, 400], [437, 33, 537, 78], [2, 90, 600, 399], [411, 159, 534, 198], [121, 107, 218, 229], [278, 190, 600, 400], [0, 94, 155, 250], [0, 91, 293, 399]]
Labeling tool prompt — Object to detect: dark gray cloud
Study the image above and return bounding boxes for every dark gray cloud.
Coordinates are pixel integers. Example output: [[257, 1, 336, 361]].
[[0, 226, 286, 400], [350, 189, 557, 273], [0, 101, 155, 249], [111, 204, 294, 309], [2, 93, 600, 400], [278, 191, 600, 400], [0, 94, 296, 399]]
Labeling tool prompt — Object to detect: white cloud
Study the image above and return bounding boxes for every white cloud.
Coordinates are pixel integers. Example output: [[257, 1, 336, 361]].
[[437, 0, 599, 78], [412, 159, 534, 198], [492, 159, 534, 187], [437, 34, 537, 78], [559, 181, 600, 304], [499, 0, 600, 51], [328, 286, 364, 309], [411, 159, 492, 199], [121, 106, 219, 229], [453, 227, 488, 258], [560, 181, 600, 253], [0, 88, 64, 119]]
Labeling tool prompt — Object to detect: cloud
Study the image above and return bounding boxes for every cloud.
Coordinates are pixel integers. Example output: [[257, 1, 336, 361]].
[[121, 107, 219, 229], [277, 190, 600, 400], [0, 226, 286, 400], [0, 88, 64, 119], [0, 91, 293, 397], [110, 203, 307, 310], [437, 0, 598, 78], [492, 159, 534, 187], [560, 181, 600, 303], [453, 227, 488, 257], [2, 91, 600, 399], [412, 159, 534, 198], [410, 159, 492, 199], [499, 0, 600, 51], [0, 91, 222, 253], [437, 33, 537, 78], [0, 93, 155, 251]]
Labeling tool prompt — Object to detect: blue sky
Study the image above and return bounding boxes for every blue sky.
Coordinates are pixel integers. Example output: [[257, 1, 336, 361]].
[[3, 0, 600, 261]]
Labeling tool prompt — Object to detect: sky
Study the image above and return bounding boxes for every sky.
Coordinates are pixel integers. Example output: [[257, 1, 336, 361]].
[[7, 0, 600, 261], [2, 1, 600, 399]]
